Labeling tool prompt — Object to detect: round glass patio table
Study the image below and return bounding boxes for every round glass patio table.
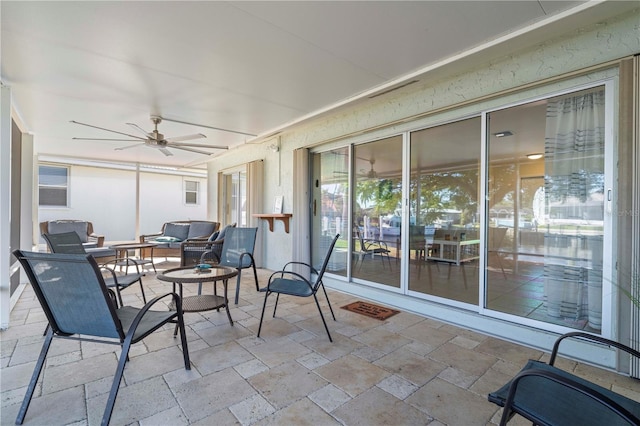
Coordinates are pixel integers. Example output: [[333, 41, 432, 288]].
[[157, 266, 237, 325]]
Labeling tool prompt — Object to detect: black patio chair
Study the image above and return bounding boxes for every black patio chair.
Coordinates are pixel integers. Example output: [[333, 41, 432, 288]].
[[353, 226, 392, 271], [257, 233, 340, 342], [200, 226, 259, 304], [488, 331, 640, 425], [44, 231, 146, 306], [12, 250, 190, 426]]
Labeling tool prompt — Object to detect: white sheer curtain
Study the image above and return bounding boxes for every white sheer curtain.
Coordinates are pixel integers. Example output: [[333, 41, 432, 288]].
[[543, 89, 605, 328]]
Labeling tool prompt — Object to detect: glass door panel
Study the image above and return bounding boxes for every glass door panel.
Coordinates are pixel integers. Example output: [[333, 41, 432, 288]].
[[408, 118, 481, 303], [222, 170, 246, 226], [353, 136, 402, 288], [311, 148, 349, 277], [486, 86, 606, 333]]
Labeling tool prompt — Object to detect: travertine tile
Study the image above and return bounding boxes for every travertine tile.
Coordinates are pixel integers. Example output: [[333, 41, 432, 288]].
[[333, 386, 430, 425], [254, 397, 341, 426], [315, 354, 390, 397], [308, 384, 352, 413], [248, 361, 328, 409], [229, 394, 275, 425]]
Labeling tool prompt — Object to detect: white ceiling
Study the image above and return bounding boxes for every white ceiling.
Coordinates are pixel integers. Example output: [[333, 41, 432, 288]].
[[1, 1, 631, 169]]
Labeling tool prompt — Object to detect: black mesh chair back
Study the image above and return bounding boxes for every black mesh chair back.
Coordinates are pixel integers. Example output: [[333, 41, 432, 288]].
[[43, 231, 88, 254], [203, 227, 259, 304], [12, 250, 190, 426], [44, 231, 147, 305]]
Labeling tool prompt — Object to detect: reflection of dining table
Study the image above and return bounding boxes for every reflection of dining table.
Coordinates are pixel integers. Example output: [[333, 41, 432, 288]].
[[426, 239, 480, 265], [109, 242, 158, 273], [157, 266, 237, 325]]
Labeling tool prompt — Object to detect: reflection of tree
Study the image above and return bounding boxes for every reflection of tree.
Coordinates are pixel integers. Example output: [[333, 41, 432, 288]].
[[412, 169, 479, 225], [356, 178, 401, 219], [489, 164, 516, 210]]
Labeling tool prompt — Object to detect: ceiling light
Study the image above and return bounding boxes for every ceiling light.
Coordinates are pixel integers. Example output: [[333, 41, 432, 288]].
[[526, 153, 543, 160], [493, 131, 513, 138]]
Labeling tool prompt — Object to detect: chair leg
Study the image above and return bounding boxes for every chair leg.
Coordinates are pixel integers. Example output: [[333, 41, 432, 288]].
[[313, 293, 333, 342], [138, 279, 147, 304], [273, 293, 280, 317], [16, 328, 54, 425], [257, 290, 270, 338], [252, 263, 259, 292], [174, 300, 191, 370], [102, 336, 133, 426], [320, 283, 336, 320], [115, 287, 124, 309], [234, 269, 243, 305]]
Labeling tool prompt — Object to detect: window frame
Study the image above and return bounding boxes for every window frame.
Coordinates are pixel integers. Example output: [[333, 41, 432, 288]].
[[38, 164, 69, 208], [184, 179, 200, 205]]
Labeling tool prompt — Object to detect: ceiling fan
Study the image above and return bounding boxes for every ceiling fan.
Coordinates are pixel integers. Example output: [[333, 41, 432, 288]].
[[360, 158, 378, 178], [333, 158, 379, 179], [71, 116, 229, 156]]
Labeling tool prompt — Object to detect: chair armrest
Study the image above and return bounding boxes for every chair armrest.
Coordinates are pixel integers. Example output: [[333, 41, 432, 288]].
[[88, 233, 105, 247], [549, 332, 640, 365], [283, 261, 319, 275], [499, 366, 640, 426], [101, 257, 143, 274]]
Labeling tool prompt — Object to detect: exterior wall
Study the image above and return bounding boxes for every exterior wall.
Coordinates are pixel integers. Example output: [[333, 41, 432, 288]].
[[205, 9, 639, 367], [38, 164, 207, 244], [139, 172, 208, 235], [207, 9, 639, 272]]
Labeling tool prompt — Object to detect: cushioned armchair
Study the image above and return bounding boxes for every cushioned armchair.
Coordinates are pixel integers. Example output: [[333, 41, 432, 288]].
[[140, 220, 220, 258], [180, 223, 236, 267], [40, 220, 105, 248]]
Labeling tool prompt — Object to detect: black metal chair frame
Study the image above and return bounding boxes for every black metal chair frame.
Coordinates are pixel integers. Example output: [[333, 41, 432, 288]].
[[353, 227, 392, 271], [201, 227, 259, 305], [13, 250, 191, 426], [43, 231, 147, 306], [488, 331, 640, 426], [257, 233, 340, 342]]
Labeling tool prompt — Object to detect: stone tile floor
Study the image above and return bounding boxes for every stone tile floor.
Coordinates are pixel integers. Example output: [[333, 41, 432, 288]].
[[2, 262, 639, 425]]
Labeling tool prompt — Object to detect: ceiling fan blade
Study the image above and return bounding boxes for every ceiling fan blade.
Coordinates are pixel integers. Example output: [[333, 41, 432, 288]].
[[165, 133, 207, 143], [126, 122, 152, 138], [158, 115, 257, 137], [159, 148, 173, 156], [171, 145, 216, 156], [115, 143, 145, 151], [73, 137, 141, 142], [169, 142, 229, 150], [70, 120, 148, 141]]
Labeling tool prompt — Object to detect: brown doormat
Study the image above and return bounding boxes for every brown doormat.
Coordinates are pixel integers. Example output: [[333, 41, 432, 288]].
[[341, 301, 400, 320]]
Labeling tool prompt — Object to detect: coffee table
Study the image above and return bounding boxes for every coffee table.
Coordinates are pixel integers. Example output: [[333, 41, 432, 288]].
[[157, 266, 237, 325], [110, 242, 158, 273]]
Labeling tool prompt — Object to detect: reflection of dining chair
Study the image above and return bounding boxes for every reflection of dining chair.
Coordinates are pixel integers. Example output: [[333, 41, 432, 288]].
[[354, 227, 392, 270], [488, 227, 508, 278], [43, 231, 147, 305], [12, 250, 190, 426], [258, 234, 339, 342]]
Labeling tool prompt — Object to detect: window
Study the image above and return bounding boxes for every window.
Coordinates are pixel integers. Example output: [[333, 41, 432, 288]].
[[38, 165, 68, 207], [184, 180, 199, 205]]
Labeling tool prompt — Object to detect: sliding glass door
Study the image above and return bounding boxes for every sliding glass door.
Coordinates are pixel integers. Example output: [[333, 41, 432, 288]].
[[408, 118, 481, 304], [485, 85, 609, 333], [310, 81, 613, 336]]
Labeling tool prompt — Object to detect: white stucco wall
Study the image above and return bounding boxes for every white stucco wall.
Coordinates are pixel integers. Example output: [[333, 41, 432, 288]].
[[206, 9, 639, 273], [38, 164, 207, 243]]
